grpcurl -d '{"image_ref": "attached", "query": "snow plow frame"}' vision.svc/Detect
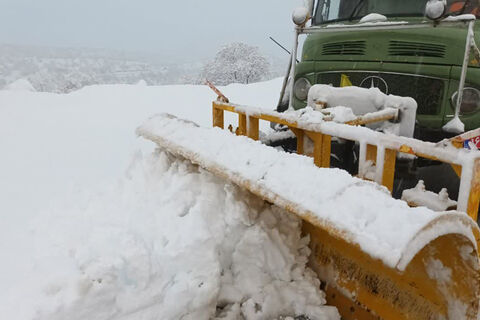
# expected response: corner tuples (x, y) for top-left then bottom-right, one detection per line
(212, 101), (480, 221)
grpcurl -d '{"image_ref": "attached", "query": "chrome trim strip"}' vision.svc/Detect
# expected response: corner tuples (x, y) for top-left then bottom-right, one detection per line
(300, 20), (474, 34)
(313, 70), (445, 81)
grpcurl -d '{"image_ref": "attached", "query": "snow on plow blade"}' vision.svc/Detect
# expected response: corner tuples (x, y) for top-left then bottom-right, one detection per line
(138, 114), (480, 320)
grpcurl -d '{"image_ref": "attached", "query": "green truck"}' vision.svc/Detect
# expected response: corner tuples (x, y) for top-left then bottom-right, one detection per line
(285, 0), (480, 142)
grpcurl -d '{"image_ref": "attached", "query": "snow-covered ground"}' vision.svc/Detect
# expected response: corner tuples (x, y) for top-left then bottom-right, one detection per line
(0, 79), (339, 319)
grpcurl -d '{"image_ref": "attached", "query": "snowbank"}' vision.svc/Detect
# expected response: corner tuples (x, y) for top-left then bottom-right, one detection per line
(4, 151), (338, 320)
(0, 79), (340, 319)
(4, 78), (36, 92)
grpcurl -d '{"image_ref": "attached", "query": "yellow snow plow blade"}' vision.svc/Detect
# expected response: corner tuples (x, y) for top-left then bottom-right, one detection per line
(305, 217), (480, 320)
(138, 113), (480, 320)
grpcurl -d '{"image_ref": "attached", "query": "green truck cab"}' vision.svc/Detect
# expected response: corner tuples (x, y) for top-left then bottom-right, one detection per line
(289, 0), (480, 142)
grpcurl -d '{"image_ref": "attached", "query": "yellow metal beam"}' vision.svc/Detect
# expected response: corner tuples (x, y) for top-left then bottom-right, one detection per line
(366, 144), (377, 164)
(346, 110), (398, 126)
(290, 127), (305, 155)
(451, 164), (463, 177)
(213, 102), (299, 128)
(248, 116), (259, 141)
(467, 159), (480, 221)
(212, 103), (224, 129)
(322, 134), (332, 168)
(238, 114), (247, 136)
(382, 149), (397, 192)
(305, 131), (331, 168)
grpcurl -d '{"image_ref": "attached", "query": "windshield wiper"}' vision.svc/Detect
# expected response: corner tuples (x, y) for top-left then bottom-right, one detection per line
(348, 0), (367, 21)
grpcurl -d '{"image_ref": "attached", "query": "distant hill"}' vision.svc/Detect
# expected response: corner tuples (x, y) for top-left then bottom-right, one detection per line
(0, 45), (204, 93)
(0, 44), (286, 93)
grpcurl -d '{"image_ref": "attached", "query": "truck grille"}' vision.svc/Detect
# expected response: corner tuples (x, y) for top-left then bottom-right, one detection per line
(316, 72), (444, 115)
(321, 41), (366, 56)
(388, 41), (446, 58)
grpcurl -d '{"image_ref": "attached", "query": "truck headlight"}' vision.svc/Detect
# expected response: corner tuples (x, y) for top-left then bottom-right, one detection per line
(425, 0), (446, 20)
(294, 78), (311, 101)
(451, 87), (480, 115)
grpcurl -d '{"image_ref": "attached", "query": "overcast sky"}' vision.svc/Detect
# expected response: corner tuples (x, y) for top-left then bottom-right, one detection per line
(0, 0), (302, 62)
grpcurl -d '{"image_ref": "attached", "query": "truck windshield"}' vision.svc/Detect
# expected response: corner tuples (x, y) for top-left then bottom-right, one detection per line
(313, 0), (478, 24)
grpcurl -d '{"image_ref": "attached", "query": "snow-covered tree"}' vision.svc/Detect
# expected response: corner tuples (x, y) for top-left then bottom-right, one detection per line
(201, 42), (270, 85)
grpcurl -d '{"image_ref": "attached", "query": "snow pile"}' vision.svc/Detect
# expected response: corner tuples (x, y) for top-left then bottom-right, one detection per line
(442, 14), (477, 22)
(307, 84), (417, 137)
(4, 78), (36, 92)
(4, 150), (338, 320)
(402, 180), (457, 211)
(321, 106), (357, 123)
(443, 115), (465, 134)
(359, 13), (387, 24)
(136, 79), (148, 86)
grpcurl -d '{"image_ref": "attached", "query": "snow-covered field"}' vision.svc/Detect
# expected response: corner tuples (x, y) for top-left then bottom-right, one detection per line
(0, 79), (339, 319)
